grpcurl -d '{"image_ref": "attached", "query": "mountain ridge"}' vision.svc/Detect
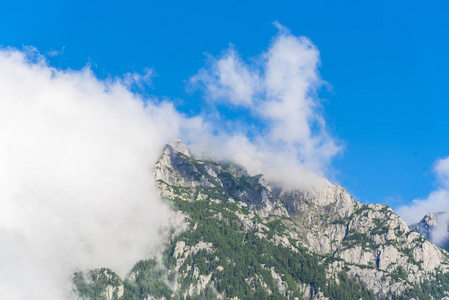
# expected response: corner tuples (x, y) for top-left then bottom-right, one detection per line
(73, 140), (449, 300)
(410, 212), (449, 251)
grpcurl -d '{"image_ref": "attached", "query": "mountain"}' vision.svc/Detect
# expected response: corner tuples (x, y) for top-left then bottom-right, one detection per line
(73, 140), (449, 300)
(410, 212), (449, 252)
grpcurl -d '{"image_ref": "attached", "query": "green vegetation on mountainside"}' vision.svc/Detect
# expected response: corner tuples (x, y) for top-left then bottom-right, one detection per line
(165, 192), (377, 300)
(73, 146), (449, 300)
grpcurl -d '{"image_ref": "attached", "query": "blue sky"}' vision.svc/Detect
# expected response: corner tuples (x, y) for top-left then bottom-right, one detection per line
(2, 0), (449, 210)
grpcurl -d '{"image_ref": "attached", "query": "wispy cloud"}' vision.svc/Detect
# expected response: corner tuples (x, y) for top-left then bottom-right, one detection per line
(0, 25), (341, 298)
(46, 45), (65, 57)
(396, 157), (449, 226)
(191, 47), (260, 106)
(189, 23), (341, 181)
(435, 156), (449, 188)
(122, 67), (156, 90)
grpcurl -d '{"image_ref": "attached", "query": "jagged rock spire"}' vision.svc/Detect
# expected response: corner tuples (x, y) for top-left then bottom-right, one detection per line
(168, 139), (190, 157)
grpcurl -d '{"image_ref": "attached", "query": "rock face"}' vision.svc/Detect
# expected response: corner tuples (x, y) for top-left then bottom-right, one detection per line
(410, 212), (442, 239)
(152, 140), (449, 299)
(73, 140), (449, 300)
(410, 212), (449, 251)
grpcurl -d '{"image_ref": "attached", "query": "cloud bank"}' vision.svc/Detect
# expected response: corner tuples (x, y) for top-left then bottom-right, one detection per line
(0, 26), (339, 299)
(0, 47), (199, 299)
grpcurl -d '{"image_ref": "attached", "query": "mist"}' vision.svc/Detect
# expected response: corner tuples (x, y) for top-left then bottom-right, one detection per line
(430, 213), (449, 247)
(396, 157), (449, 246)
(396, 157), (449, 224)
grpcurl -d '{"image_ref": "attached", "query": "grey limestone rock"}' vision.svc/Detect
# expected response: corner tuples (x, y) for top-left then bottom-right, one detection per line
(154, 140), (449, 299)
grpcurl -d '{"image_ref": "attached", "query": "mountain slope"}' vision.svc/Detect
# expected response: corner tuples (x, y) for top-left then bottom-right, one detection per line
(73, 140), (449, 300)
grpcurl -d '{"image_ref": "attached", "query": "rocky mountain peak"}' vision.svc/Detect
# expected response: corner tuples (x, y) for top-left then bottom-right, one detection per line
(74, 140), (449, 300)
(410, 212), (449, 250)
(168, 138), (190, 157)
(414, 212), (447, 230)
(152, 140), (449, 297)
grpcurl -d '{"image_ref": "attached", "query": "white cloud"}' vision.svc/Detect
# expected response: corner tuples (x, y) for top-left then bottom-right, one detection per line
(435, 156), (449, 188)
(430, 213), (449, 247)
(189, 24), (341, 177)
(396, 157), (449, 226)
(0, 48), (192, 299)
(396, 189), (449, 225)
(47, 45), (65, 57)
(187, 133), (328, 190)
(122, 67), (156, 89)
(190, 48), (260, 106)
(0, 26), (342, 298)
